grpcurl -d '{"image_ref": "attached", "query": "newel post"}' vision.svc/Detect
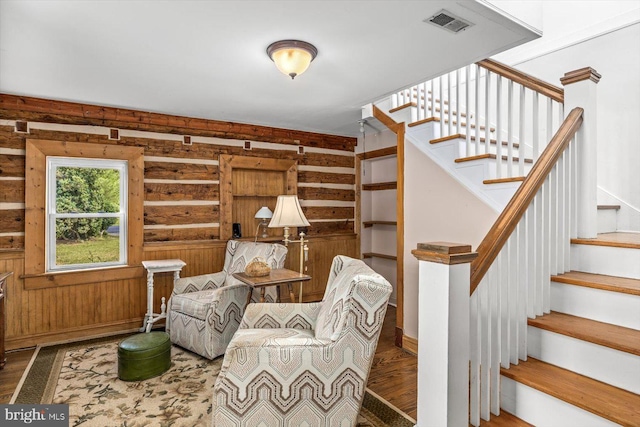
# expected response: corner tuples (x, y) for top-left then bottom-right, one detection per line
(561, 67), (601, 238)
(411, 242), (477, 427)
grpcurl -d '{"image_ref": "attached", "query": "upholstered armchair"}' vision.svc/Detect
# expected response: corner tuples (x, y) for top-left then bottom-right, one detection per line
(167, 240), (287, 360)
(213, 255), (392, 426)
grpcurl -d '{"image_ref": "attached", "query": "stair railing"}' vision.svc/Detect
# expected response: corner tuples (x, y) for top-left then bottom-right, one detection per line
(410, 67), (601, 427)
(468, 107), (582, 425)
(392, 59), (564, 180)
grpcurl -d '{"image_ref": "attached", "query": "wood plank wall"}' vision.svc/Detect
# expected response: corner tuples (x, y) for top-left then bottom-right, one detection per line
(0, 95), (357, 350)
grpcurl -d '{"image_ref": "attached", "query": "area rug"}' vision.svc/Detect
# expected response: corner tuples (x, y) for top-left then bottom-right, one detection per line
(12, 335), (415, 427)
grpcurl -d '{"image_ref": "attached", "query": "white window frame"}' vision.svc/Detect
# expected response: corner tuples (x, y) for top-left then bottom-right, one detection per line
(46, 157), (128, 272)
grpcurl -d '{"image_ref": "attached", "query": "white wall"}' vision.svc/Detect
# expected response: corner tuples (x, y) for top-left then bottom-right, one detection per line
(403, 139), (497, 341)
(492, 3), (640, 231)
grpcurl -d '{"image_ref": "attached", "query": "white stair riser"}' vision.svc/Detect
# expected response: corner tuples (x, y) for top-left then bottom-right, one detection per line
(571, 244), (640, 279)
(527, 326), (640, 394)
(550, 282), (640, 330)
(388, 105), (417, 124)
(597, 209), (618, 233)
(500, 377), (619, 427)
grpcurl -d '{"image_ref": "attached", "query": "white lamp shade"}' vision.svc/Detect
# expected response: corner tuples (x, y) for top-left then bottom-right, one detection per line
(268, 195), (310, 228)
(255, 206), (273, 220)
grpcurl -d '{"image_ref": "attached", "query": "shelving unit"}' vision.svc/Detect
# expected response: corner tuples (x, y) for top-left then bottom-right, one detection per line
(356, 142), (399, 307)
(363, 220), (397, 228)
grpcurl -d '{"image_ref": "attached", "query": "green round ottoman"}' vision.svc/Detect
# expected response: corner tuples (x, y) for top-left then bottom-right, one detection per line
(118, 332), (171, 381)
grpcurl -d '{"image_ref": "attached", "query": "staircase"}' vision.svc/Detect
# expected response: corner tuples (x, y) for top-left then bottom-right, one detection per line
(501, 233), (640, 426)
(367, 60), (640, 426)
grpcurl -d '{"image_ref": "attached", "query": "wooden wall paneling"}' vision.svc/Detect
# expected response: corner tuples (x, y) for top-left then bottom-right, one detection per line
(0, 236), (24, 250)
(144, 183), (219, 201)
(0, 180), (24, 203)
(305, 221), (355, 235)
(302, 206), (354, 220)
(144, 227), (219, 242)
(143, 205), (219, 226)
(0, 94), (357, 150)
(298, 187), (355, 201)
(299, 152), (354, 168)
(0, 210), (24, 233)
(298, 170), (355, 185)
(144, 161), (219, 180)
(0, 126), (27, 149)
(0, 154), (25, 177)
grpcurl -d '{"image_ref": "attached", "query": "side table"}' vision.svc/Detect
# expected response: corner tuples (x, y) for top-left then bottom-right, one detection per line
(233, 268), (311, 305)
(141, 259), (186, 333)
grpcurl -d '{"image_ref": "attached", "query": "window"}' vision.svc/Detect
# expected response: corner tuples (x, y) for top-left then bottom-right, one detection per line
(46, 158), (128, 272)
(24, 139), (144, 289)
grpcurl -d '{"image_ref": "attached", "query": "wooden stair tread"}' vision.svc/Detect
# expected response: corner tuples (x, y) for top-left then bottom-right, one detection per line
(477, 410), (533, 426)
(598, 204), (621, 210)
(501, 358), (640, 426)
(362, 181), (397, 191)
(455, 153), (533, 164)
(430, 133), (520, 149)
(551, 270), (640, 296)
(362, 252), (397, 261)
(407, 117), (439, 127)
(528, 311), (640, 356)
(572, 232), (640, 250)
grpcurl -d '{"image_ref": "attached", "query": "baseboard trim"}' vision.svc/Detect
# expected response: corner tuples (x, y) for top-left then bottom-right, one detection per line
(403, 334), (418, 355)
(6, 318), (145, 351)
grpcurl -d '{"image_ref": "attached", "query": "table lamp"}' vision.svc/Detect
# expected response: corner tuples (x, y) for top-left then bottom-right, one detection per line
(268, 195), (310, 302)
(254, 206), (273, 241)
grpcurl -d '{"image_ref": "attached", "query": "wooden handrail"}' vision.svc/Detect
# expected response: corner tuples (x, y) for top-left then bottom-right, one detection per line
(477, 59), (564, 103)
(469, 107), (584, 294)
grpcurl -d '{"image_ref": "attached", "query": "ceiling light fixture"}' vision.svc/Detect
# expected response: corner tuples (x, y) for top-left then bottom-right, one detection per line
(267, 40), (318, 80)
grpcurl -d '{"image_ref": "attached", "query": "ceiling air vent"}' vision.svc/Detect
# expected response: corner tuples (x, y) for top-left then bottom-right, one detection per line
(424, 10), (474, 34)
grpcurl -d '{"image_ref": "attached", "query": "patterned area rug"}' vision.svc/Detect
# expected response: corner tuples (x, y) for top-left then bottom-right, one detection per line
(12, 335), (415, 427)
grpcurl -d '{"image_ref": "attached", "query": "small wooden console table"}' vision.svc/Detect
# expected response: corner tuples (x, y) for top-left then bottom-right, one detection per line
(233, 268), (311, 304)
(141, 259), (186, 333)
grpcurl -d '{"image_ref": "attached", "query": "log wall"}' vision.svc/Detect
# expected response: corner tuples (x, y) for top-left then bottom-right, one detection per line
(0, 95), (357, 350)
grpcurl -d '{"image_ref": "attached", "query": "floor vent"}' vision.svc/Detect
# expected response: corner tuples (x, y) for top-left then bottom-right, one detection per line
(424, 10), (473, 34)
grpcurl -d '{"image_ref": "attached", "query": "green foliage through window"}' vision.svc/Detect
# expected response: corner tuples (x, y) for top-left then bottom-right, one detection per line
(55, 167), (121, 241)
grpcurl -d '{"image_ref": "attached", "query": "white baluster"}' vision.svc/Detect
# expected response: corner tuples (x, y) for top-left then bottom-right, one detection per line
(519, 86), (526, 177)
(507, 80), (514, 178)
(516, 218), (528, 361)
(543, 177), (551, 314)
(496, 74), (502, 178)
(456, 68), (461, 135)
(557, 154), (565, 273)
(508, 233), (519, 365)
(485, 70), (491, 154)
(534, 188), (544, 316)
(418, 82), (425, 121)
(547, 98), (553, 152)
(475, 65), (481, 155)
(491, 257), (501, 416)
(480, 273), (490, 421)
(391, 93), (398, 109)
(470, 289), (480, 427)
(440, 75), (445, 137)
(532, 91), (539, 160)
(448, 71), (454, 136)
(466, 65), (472, 157)
(500, 245), (510, 369)
(526, 202), (536, 318)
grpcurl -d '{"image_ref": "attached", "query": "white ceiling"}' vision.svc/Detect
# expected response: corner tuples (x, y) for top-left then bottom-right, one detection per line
(0, 1), (539, 137)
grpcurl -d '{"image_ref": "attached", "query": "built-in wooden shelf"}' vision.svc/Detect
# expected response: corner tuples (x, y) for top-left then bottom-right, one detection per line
(363, 221), (397, 228)
(362, 182), (397, 191)
(362, 252), (397, 261)
(357, 146), (397, 160)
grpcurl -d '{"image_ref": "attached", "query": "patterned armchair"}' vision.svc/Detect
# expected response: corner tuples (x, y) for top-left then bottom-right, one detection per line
(213, 255), (392, 426)
(167, 240), (287, 360)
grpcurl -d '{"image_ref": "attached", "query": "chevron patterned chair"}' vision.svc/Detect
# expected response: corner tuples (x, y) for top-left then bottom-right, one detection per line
(166, 240), (287, 360)
(213, 255), (392, 426)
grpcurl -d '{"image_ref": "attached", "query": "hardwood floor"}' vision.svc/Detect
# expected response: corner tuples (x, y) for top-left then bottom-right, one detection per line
(0, 306), (419, 420)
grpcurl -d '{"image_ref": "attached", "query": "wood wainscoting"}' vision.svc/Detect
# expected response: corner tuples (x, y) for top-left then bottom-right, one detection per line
(1, 234), (357, 351)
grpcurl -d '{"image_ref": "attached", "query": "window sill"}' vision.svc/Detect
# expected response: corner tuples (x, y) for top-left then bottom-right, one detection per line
(22, 265), (145, 290)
